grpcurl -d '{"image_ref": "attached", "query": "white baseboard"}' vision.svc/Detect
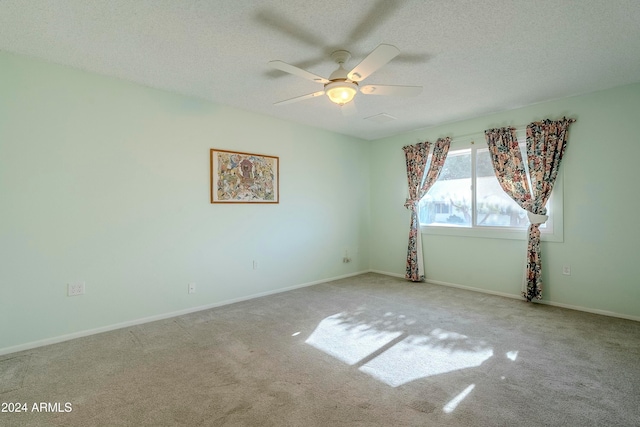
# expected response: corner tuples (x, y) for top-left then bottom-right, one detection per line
(4, 269), (637, 356)
(425, 278), (523, 300)
(371, 270), (640, 323)
(369, 269), (404, 279)
(534, 299), (640, 322)
(0, 270), (369, 356)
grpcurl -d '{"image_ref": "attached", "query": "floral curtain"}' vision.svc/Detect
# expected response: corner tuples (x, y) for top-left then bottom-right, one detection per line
(403, 137), (451, 281)
(484, 127), (532, 208)
(523, 118), (575, 300)
(485, 118), (575, 301)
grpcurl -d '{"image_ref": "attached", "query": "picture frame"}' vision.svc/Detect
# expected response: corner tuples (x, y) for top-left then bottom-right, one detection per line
(210, 149), (279, 203)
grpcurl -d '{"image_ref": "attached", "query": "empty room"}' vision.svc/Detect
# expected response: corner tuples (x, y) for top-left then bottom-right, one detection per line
(1, 1), (639, 426)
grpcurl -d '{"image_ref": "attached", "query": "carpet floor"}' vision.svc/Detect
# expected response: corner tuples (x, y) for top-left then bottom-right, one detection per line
(1, 273), (639, 426)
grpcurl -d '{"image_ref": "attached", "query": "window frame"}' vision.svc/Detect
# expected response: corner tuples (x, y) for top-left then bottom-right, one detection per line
(419, 139), (564, 242)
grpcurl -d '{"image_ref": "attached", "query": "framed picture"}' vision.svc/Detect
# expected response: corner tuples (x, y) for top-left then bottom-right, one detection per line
(210, 149), (279, 203)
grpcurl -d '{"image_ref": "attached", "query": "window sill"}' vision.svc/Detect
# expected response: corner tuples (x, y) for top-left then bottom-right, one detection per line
(420, 224), (563, 242)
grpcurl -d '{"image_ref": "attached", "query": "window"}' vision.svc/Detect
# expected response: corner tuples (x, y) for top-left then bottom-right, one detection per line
(418, 139), (563, 241)
(418, 148), (472, 227)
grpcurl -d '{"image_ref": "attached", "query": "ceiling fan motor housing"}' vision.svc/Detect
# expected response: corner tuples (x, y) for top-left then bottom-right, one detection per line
(325, 50), (359, 105)
(328, 50), (353, 81)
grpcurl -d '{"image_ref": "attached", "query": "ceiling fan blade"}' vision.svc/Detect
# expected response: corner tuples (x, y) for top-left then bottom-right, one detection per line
(360, 84), (422, 96)
(274, 91), (325, 106)
(268, 60), (330, 84)
(347, 44), (400, 82)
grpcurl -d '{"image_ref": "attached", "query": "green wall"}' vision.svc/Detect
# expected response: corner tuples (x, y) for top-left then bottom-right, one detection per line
(1, 49), (638, 354)
(0, 52), (371, 353)
(370, 83), (640, 319)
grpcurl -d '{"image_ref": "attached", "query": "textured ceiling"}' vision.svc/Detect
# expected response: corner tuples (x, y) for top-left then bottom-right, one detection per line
(2, 0), (640, 140)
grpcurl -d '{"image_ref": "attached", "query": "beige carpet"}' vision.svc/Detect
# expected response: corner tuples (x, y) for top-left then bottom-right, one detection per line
(1, 273), (639, 426)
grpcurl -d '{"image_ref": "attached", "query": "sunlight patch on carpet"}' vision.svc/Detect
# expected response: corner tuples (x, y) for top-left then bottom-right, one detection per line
(359, 329), (493, 387)
(305, 313), (494, 387)
(305, 313), (403, 365)
(443, 384), (476, 413)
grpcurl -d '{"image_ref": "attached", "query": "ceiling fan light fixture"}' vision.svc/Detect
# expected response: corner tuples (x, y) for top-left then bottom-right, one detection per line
(325, 81), (358, 105)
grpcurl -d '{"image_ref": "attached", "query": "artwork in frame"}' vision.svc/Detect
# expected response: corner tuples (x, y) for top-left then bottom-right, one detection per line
(210, 149), (279, 203)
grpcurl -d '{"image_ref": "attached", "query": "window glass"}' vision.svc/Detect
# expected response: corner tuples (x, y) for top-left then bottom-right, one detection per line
(475, 148), (528, 228)
(418, 149), (471, 227)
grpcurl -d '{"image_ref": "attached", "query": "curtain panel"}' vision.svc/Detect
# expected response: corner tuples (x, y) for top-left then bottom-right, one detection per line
(484, 127), (532, 210)
(403, 137), (451, 281)
(523, 118), (575, 300)
(485, 118), (575, 301)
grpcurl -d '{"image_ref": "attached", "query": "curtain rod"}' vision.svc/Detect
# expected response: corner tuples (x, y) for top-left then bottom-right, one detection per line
(449, 124), (529, 142)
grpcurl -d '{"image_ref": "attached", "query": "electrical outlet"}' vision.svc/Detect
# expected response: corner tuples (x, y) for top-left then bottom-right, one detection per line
(67, 282), (85, 296)
(188, 283), (196, 294)
(562, 265), (571, 276)
(252, 260), (258, 270)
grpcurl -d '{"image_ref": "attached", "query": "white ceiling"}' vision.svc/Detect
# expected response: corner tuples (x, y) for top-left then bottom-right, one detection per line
(2, 0), (640, 140)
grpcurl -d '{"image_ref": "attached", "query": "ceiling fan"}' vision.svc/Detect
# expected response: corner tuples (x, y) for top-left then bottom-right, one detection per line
(268, 44), (422, 107)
